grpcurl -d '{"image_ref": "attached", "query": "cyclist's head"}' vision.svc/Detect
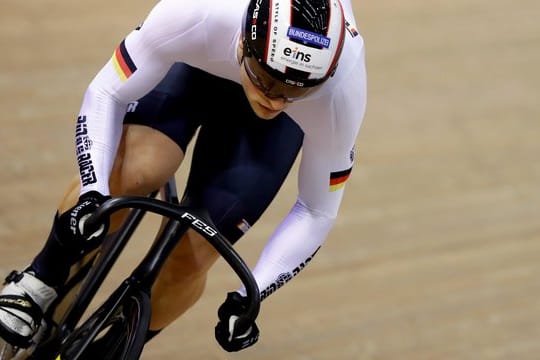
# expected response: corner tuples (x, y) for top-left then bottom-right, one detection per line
(242, 0), (346, 101)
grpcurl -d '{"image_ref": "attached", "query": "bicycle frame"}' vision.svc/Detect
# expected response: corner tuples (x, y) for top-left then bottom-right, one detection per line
(34, 177), (260, 359)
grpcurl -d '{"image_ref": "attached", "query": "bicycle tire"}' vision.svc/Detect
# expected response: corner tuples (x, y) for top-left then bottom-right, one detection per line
(56, 286), (150, 360)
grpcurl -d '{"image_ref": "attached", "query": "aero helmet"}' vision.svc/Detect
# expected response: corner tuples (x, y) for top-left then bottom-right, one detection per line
(242, 0), (346, 100)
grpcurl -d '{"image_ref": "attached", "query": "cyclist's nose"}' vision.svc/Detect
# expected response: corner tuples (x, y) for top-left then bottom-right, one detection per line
(265, 96), (288, 111)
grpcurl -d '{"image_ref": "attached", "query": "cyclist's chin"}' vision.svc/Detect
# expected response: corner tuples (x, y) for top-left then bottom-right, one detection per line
(249, 100), (283, 120)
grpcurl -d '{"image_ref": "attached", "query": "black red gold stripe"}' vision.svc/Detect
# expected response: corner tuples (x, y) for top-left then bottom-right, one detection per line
(112, 40), (137, 81)
(329, 167), (352, 191)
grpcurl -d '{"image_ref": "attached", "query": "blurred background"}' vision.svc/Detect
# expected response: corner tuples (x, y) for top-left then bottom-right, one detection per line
(1, 0), (539, 358)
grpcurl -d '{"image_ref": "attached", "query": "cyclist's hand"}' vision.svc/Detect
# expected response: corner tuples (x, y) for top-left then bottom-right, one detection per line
(215, 292), (260, 352)
(58, 191), (111, 245)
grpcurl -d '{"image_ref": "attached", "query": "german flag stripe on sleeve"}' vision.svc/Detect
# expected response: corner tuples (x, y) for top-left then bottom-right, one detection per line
(329, 167), (352, 192)
(112, 40), (137, 81)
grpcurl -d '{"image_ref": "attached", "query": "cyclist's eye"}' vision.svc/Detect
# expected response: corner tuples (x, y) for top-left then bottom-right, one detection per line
(251, 75), (273, 97)
(255, 77), (265, 89)
(266, 92), (287, 101)
(243, 57), (293, 102)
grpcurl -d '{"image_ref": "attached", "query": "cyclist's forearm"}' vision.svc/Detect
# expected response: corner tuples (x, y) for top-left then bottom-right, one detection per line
(239, 199), (335, 301)
(75, 85), (124, 196)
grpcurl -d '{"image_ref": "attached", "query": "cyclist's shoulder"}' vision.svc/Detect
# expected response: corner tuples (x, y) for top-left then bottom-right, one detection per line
(292, 54), (366, 120)
(147, 0), (240, 28)
(288, 62), (366, 145)
(137, 0), (242, 54)
(155, 0), (244, 19)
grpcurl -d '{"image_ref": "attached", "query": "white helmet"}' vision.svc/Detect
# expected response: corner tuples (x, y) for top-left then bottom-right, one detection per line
(242, 0), (346, 100)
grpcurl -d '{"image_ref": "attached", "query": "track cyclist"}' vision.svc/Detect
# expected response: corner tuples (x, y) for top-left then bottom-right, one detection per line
(0, 0), (366, 355)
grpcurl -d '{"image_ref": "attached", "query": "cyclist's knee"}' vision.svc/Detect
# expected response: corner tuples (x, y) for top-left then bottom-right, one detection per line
(162, 254), (210, 284)
(161, 232), (219, 284)
(110, 165), (164, 196)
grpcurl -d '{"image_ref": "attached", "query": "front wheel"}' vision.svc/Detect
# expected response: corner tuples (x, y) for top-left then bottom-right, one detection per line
(57, 286), (150, 360)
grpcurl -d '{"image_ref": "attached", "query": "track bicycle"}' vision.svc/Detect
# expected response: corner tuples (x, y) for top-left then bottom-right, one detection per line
(0, 177), (260, 359)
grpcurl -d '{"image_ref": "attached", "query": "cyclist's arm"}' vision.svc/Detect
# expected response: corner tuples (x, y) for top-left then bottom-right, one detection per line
(246, 198), (335, 300)
(244, 141), (351, 300)
(75, 0), (208, 196)
(241, 86), (366, 300)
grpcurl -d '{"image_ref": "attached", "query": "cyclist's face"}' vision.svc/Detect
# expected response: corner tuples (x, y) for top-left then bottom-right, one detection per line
(237, 38), (289, 120)
(240, 62), (289, 119)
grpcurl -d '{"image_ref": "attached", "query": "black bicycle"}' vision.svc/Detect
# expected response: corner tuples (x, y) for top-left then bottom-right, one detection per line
(0, 177), (260, 360)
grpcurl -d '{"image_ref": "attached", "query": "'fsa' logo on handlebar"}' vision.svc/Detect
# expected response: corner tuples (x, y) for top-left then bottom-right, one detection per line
(181, 212), (218, 237)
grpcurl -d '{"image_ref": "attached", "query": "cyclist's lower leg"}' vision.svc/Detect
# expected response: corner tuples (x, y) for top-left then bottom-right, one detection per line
(0, 124), (183, 349)
(148, 229), (221, 331)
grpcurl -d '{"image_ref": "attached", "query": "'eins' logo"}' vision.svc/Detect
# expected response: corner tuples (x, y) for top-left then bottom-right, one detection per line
(283, 47), (312, 63)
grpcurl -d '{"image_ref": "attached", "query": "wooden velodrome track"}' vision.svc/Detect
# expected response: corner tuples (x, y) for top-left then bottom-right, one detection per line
(1, 0), (539, 359)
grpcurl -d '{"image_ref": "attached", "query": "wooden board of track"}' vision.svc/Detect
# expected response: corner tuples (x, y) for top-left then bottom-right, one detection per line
(1, 0), (538, 358)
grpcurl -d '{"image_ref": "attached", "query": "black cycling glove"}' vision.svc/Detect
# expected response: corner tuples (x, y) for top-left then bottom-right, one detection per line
(57, 190), (110, 249)
(215, 292), (260, 352)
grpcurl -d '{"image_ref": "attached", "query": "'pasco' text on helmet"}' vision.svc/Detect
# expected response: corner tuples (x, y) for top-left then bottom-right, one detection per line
(250, 0), (263, 40)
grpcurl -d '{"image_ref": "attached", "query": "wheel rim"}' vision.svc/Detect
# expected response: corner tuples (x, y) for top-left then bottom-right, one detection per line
(60, 292), (149, 360)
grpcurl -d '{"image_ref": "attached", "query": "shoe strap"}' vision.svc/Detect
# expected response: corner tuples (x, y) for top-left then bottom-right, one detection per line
(0, 294), (43, 325)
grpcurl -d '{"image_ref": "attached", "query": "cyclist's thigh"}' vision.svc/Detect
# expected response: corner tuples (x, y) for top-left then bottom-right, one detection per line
(182, 87), (304, 243)
(123, 62), (210, 154)
(115, 63), (215, 194)
(110, 124), (183, 196)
